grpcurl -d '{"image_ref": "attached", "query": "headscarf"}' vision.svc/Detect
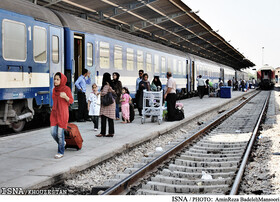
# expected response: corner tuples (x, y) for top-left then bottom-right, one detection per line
(113, 72), (120, 81)
(101, 72), (113, 90)
(152, 76), (162, 88)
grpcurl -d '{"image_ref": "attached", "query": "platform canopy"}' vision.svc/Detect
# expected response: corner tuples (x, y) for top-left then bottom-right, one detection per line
(33, 0), (255, 69)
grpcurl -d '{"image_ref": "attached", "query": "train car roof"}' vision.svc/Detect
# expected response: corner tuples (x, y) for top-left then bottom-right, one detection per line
(258, 65), (275, 71)
(0, 0), (62, 26)
(54, 11), (187, 57)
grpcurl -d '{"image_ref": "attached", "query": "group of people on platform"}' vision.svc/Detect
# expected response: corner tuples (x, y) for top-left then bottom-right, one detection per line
(50, 69), (179, 159)
(196, 75), (254, 100)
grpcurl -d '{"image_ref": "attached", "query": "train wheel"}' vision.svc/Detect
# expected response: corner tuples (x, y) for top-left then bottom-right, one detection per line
(11, 120), (26, 133)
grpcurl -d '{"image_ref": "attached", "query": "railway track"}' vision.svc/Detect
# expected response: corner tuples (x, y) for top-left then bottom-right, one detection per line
(100, 90), (269, 195)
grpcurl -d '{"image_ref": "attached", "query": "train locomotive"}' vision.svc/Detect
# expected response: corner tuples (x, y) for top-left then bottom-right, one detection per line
(0, 0), (247, 132)
(257, 64), (275, 90)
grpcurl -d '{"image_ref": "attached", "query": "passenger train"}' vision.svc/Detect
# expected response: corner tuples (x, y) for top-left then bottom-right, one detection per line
(257, 64), (275, 89)
(0, 0), (247, 132)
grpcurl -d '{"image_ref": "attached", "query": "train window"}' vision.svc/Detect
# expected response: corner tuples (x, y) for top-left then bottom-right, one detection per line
(178, 61), (182, 74)
(126, 48), (134, 71)
(154, 54), (159, 73)
(52, 36), (59, 64)
(167, 57), (172, 72)
(114, 45), (122, 70)
(86, 42), (93, 67)
(146, 53), (152, 72)
(2, 19), (26, 61)
(173, 59), (177, 74)
(137, 50), (143, 71)
(161, 57), (166, 73)
(183, 60), (186, 75)
(34, 26), (47, 63)
(100, 41), (110, 69)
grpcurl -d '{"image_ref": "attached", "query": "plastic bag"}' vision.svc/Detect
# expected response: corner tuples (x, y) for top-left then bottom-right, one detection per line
(201, 171), (213, 180)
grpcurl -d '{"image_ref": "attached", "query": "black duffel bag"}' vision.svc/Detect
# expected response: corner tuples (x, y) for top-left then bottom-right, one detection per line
(102, 92), (116, 106)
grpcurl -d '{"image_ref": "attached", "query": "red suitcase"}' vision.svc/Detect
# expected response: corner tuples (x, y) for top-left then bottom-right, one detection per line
(64, 123), (83, 150)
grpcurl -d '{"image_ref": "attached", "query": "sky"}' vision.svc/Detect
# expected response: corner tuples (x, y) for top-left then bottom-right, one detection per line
(182, 0), (280, 70)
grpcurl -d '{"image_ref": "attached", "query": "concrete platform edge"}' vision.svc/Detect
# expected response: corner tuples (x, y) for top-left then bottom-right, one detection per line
(26, 90), (256, 190)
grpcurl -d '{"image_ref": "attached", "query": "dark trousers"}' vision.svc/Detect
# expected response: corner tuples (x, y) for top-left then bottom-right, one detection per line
(91, 116), (99, 129)
(77, 91), (88, 120)
(166, 93), (177, 121)
(198, 86), (205, 99)
(100, 115), (114, 135)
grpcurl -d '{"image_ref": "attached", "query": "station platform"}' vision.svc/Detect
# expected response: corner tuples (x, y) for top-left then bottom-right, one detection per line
(0, 90), (255, 190)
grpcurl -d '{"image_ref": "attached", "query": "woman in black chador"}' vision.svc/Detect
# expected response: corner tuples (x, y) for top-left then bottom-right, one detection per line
(138, 73), (151, 116)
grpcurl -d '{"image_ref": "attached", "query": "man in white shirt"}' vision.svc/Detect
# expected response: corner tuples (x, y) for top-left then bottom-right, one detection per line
(164, 72), (177, 121)
(196, 75), (205, 99)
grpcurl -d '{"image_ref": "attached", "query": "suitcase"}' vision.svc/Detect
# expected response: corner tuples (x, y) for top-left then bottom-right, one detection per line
(64, 123), (83, 150)
(122, 103), (135, 123)
(220, 87), (232, 98)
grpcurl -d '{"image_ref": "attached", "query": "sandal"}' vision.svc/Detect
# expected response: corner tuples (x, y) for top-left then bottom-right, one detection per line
(105, 134), (114, 137)
(96, 134), (105, 137)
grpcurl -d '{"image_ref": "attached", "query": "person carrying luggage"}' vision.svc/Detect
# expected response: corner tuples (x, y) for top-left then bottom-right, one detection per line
(120, 87), (131, 123)
(50, 72), (74, 159)
(88, 83), (101, 131)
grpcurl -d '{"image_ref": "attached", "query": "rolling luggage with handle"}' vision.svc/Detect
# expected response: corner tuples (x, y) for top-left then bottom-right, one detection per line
(64, 123), (83, 150)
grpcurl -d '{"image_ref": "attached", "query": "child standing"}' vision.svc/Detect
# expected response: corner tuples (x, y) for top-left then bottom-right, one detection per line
(120, 87), (131, 123)
(88, 83), (101, 131)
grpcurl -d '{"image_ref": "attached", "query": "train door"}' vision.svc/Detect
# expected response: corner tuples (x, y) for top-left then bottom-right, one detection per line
(186, 59), (190, 92)
(191, 61), (196, 92)
(74, 34), (85, 82)
(49, 26), (63, 106)
(84, 35), (95, 94)
(220, 68), (224, 83)
(72, 33), (85, 107)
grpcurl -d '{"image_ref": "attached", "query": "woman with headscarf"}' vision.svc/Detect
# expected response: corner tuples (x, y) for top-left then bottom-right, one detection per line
(151, 76), (162, 91)
(50, 72), (74, 159)
(96, 72), (116, 137)
(138, 73), (151, 116)
(112, 72), (122, 120)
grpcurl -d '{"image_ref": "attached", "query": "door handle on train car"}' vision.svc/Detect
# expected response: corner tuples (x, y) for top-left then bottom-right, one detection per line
(28, 66), (32, 74)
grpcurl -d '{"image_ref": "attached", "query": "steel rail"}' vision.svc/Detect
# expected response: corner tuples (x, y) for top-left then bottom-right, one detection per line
(102, 91), (260, 195)
(230, 91), (270, 195)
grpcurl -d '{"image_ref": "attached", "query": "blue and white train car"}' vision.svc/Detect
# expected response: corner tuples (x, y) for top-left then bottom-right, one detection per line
(0, 0), (246, 132)
(54, 12), (188, 102)
(0, 0), (64, 131)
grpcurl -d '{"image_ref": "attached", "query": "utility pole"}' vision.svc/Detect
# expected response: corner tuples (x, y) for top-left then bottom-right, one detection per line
(262, 47), (264, 66)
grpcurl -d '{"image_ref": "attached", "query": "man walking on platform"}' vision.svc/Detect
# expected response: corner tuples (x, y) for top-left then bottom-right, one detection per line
(197, 75), (205, 99)
(164, 72), (177, 121)
(75, 69), (91, 122)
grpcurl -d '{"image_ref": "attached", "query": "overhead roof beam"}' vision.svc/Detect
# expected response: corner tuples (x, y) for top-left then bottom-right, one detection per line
(169, 0), (247, 64)
(99, 0), (157, 22)
(129, 11), (197, 33)
(153, 23), (199, 38)
(43, 0), (63, 7)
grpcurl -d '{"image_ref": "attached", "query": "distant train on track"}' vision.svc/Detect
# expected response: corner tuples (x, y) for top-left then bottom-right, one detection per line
(0, 0), (248, 132)
(257, 64), (275, 90)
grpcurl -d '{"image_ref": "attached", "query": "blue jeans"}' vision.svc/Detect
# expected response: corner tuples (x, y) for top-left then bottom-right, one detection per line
(116, 103), (120, 119)
(51, 126), (65, 155)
